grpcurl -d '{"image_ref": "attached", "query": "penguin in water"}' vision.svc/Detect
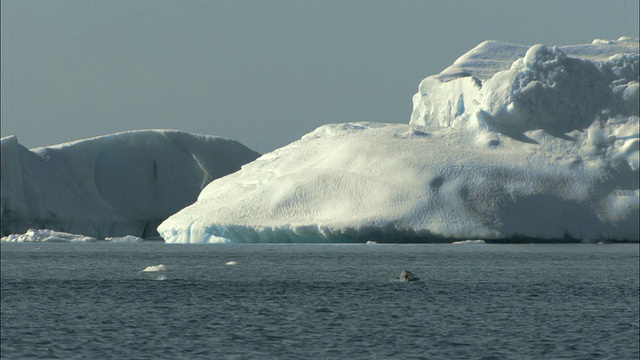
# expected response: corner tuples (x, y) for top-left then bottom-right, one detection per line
(400, 270), (418, 282)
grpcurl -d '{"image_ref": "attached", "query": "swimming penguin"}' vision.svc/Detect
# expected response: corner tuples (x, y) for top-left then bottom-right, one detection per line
(400, 270), (418, 282)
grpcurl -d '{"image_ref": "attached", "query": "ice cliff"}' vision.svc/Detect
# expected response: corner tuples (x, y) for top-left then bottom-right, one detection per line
(159, 38), (639, 244)
(1, 130), (260, 238)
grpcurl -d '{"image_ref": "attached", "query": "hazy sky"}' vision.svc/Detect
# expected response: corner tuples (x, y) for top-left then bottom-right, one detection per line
(2, 0), (638, 153)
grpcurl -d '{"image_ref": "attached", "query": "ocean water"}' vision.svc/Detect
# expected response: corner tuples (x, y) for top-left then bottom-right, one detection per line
(1, 242), (638, 359)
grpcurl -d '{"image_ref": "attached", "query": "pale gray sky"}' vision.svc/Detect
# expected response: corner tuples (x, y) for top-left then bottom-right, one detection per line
(2, 0), (638, 153)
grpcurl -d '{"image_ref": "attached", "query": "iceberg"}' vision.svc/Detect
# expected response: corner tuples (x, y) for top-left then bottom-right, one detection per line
(0, 229), (96, 243)
(1, 130), (260, 238)
(159, 38), (639, 244)
(159, 38), (638, 244)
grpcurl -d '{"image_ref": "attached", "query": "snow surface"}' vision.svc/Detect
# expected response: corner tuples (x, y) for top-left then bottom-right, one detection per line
(159, 38), (639, 244)
(1, 130), (259, 238)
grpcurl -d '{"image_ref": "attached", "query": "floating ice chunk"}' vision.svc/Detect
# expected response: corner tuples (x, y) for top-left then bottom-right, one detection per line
(142, 264), (167, 272)
(0, 229), (96, 243)
(452, 239), (486, 245)
(105, 235), (144, 243)
(225, 261), (238, 266)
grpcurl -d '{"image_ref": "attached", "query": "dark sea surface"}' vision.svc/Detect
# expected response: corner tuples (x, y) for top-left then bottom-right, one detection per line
(1, 242), (638, 359)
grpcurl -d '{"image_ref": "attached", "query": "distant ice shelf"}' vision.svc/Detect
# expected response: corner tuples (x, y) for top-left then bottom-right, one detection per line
(158, 38), (639, 244)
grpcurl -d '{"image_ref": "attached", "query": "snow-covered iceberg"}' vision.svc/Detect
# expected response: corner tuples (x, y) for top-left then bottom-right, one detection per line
(1, 130), (260, 238)
(159, 38), (639, 244)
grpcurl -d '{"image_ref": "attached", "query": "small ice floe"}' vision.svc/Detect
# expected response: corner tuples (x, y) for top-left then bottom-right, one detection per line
(155, 274), (167, 281)
(0, 229), (96, 243)
(452, 239), (486, 245)
(142, 264), (167, 272)
(105, 235), (143, 243)
(225, 261), (238, 266)
(400, 271), (419, 282)
(365, 240), (378, 245)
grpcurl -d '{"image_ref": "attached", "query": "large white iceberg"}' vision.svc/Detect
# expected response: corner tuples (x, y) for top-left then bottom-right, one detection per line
(159, 38), (638, 243)
(1, 130), (260, 238)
